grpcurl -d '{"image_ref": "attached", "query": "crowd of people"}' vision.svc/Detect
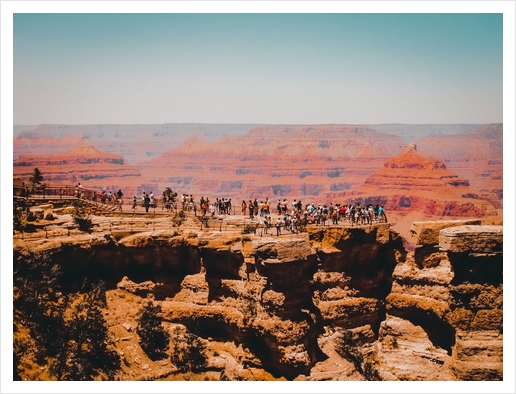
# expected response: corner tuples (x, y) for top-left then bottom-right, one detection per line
(90, 186), (125, 211)
(247, 199), (388, 235)
(240, 198), (386, 225)
(83, 185), (388, 230)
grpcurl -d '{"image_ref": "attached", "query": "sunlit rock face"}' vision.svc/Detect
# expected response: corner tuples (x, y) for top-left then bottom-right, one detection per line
(416, 124), (503, 198)
(331, 144), (499, 218)
(381, 223), (503, 381)
(12, 214), (503, 380)
(137, 124), (406, 201)
(13, 144), (146, 195)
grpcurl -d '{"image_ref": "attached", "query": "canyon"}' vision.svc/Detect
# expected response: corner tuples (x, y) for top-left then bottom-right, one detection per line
(12, 208), (503, 381)
(13, 123), (503, 242)
(11, 121), (505, 381)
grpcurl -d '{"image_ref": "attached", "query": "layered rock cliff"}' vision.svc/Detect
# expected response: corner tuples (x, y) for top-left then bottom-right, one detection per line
(329, 144), (499, 218)
(138, 124), (406, 201)
(13, 123), (260, 164)
(13, 144), (146, 195)
(416, 124), (503, 199)
(12, 216), (503, 381)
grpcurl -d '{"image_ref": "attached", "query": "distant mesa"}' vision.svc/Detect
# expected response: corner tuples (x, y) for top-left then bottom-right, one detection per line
(11, 123), (502, 220)
(363, 146), (469, 189)
(15, 143), (125, 165)
(13, 143), (143, 191)
(137, 124), (406, 200)
(333, 146), (499, 217)
(415, 123), (503, 193)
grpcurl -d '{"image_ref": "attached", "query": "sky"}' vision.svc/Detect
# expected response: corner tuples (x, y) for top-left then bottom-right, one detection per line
(10, 10), (505, 125)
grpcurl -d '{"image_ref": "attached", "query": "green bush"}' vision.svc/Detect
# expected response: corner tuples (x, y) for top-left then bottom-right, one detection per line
(136, 301), (170, 360)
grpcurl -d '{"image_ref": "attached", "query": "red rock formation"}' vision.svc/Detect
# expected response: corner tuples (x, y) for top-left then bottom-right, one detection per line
(329, 144), (498, 218)
(13, 143), (145, 195)
(416, 124), (503, 199)
(138, 124), (406, 201)
(13, 123), (261, 164)
(13, 218), (503, 381)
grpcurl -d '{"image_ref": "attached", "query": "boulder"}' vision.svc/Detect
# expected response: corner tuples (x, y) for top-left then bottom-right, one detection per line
(411, 219), (481, 245)
(439, 225), (502, 253)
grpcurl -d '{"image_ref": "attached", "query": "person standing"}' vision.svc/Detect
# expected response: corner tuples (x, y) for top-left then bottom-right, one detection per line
(249, 200), (254, 219)
(144, 193), (151, 213)
(275, 218), (282, 236)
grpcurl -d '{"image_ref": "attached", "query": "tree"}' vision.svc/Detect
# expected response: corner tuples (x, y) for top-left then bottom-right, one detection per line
(170, 327), (207, 372)
(136, 301), (170, 360)
(29, 167), (44, 191)
(162, 187), (178, 203)
(52, 282), (120, 381)
(14, 251), (120, 381)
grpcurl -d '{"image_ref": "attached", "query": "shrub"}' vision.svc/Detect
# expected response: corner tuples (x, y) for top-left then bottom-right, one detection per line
(241, 224), (256, 235)
(72, 200), (93, 232)
(171, 328), (207, 372)
(172, 210), (186, 227)
(136, 301), (170, 360)
(335, 329), (381, 381)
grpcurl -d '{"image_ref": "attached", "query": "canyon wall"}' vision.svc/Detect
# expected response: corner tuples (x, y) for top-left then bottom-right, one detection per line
(327, 144), (500, 218)
(137, 124), (406, 202)
(13, 124), (260, 164)
(13, 144), (148, 197)
(12, 123), (502, 221)
(416, 124), (503, 200)
(13, 219), (503, 381)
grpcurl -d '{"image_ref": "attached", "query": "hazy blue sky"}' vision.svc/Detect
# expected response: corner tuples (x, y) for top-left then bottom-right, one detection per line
(13, 13), (503, 124)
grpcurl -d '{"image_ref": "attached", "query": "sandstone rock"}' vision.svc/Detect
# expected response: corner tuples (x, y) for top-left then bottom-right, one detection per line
(375, 315), (455, 381)
(318, 297), (379, 328)
(138, 124), (405, 202)
(416, 124), (503, 193)
(411, 219), (482, 245)
(13, 216), (503, 381)
(117, 276), (161, 296)
(450, 330), (503, 380)
(439, 225), (502, 253)
(252, 236), (314, 263)
(386, 293), (449, 320)
(392, 250), (454, 286)
(13, 144), (142, 190)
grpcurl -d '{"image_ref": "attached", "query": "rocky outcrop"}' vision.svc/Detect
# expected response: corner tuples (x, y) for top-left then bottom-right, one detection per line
(13, 144), (144, 195)
(12, 218), (503, 381)
(416, 124), (503, 196)
(333, 145), (498, 218)
(368, 222), (504, 380)
(137, 124), (406, 201)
